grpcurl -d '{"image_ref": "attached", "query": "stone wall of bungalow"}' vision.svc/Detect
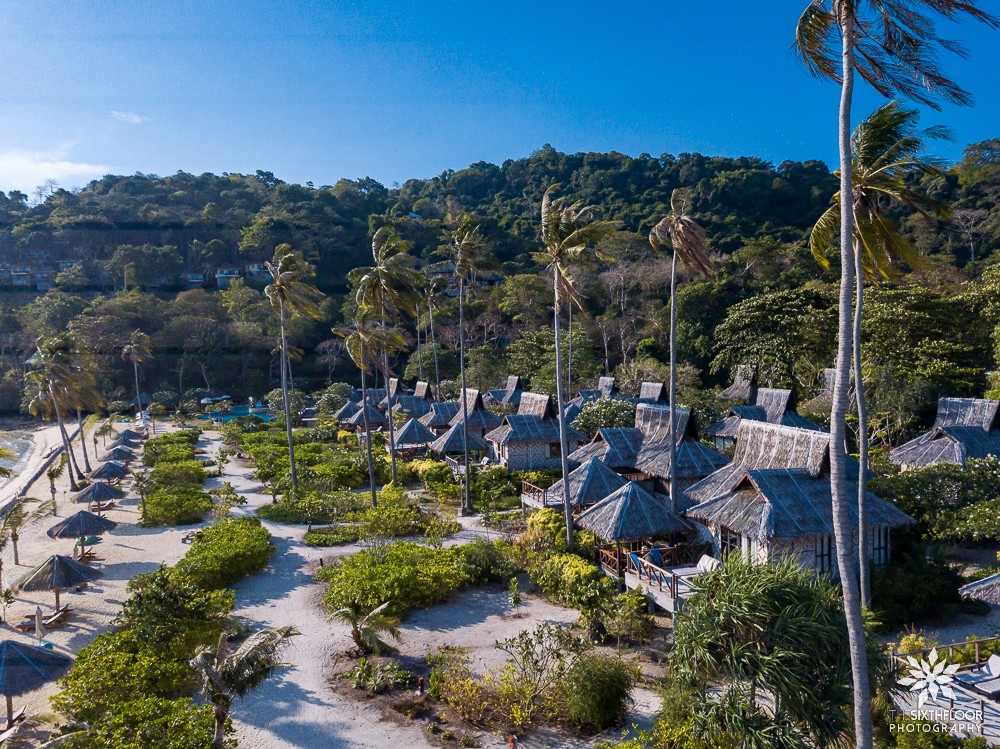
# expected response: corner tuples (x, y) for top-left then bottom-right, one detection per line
(693, 520), (893, 579)
(494, 440), (575, 471)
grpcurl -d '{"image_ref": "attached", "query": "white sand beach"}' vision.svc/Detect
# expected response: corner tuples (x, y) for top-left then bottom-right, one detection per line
(0, 424), (66, 511)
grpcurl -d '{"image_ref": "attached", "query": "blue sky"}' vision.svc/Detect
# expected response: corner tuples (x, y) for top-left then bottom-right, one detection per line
(1, 1), (997, 194)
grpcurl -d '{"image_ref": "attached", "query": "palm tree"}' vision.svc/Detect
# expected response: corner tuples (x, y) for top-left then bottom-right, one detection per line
(264, 246), (326, 492)
(27, 337), (85, 486)
(132, 469), (151, 520)
(810, 101), (950, 607)
(336, 311), (407, 507)
(534, 184), (618, 551)
(330, 600), (401, 655)
(649, 188), (714, 513)
(423, 276), (445, 399)
(121, 330), (151, 425)
(95, 415), (119, 447)
(349, 228), (421, 486)
(0, 445), (12, 480)
(448, 214), (490, 514)
(46, 457), (66, 514)
(191, 626), (300, 749)
(4, 498), (52, 566)
(795, 3), (997, 746)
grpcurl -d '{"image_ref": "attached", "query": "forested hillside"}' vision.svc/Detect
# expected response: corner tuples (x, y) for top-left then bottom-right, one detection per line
(1, 141), (998, 443)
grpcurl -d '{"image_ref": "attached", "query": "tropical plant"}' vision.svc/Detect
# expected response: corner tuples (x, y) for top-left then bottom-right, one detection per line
(191, 626), (300, 749)
(264, 245), (326, 492)
(810, 100), (951, 607)
(649, 188), (714, 511)
(349, 227), (421, 486)
(46, 455), (66, 512)
(534, 184), (618, 550)
(794, 4), (998, 745)
(330, 600), (401, 655)
(121, 329), (151, 421)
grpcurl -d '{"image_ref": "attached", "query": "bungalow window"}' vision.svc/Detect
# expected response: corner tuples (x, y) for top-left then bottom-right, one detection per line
(546, 442), (561, 459)
(871, 527), (889, 567)
(720, 526), (742, 557)
(816, 534), (834, 574)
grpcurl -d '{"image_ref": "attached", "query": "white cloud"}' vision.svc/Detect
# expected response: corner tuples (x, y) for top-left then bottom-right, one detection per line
(111, 110), (149, 125)
(0, 146), (111, 194)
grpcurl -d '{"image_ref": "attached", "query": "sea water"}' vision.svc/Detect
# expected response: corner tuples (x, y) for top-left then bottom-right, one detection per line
(0, 431), (34, 489)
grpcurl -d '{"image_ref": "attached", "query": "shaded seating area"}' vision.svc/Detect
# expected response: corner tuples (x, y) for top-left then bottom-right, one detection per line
(0, 640), (72, 729)
(71, 482), (125, 514)
(89, 460), (129, 483)
(389, 418), (437, 458)
(956, 654), (1000, 698)
(47, 510), (117, 558)
(15, 554), (103, 610)
(100, 446), (136, 462)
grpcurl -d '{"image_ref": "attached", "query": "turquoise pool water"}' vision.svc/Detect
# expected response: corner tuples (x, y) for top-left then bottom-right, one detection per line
(197, 405), (271, 424)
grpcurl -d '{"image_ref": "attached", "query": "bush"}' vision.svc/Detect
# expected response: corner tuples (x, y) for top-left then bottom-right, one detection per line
(458, 539), (515, 584)
(173, 516), (273, 589)
(143, 430), (200, 466)
(342, 657), (417, 695)
(560, 653), (635, 730)
(59, 696), (220, 749)
(150, 459), (208, 490)
(607, 588), (654, 644)
(320, 541), (470, 616)
(516, 507), (597, 564)
(304, 525), (362, 546)
(143, 487), (213, 526)
(532, 553), (615, 610)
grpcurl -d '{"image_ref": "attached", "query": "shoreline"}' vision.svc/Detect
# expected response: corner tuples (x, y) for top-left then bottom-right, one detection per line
(0, 423), (69, 509)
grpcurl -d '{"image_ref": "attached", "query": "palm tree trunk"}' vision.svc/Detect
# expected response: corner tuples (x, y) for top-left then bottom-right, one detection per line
(360, 342), (378, 508)
(382, 306), (399, 486)
(11, 537), (18, 566)
(831, 18), (874, 749)
(429, 299), (441, 399)
(278, 302), (298, 491)
(668, 251), (678, 513)
(416, 304), (424, 382)
(132, 357), (141, 417)
(50, 387), (81, 488)
(853, 238), (872, 608)
(212, 708), (227, 749)
(567, 304), (573, 397)
(459, 278), (472, 514)
(552, 269), (574, 552)
(76, 410), (92, 473)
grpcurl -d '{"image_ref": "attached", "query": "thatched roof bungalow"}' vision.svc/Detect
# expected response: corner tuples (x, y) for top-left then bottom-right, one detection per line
(392, 395), (433, 418)
(448, 389), (502, 437)
(486, 392), (585, 471)
(890, 397), (1000, 469)
(428, 422), (488, 456)
(344, 402), (388, 430)
(721, 363), (758, 404)
(413, 381), (435, 400)
(484, 375), (525, 407)
(531, 457), (628, 510)
(419, 402), (460, 435)
(637, 381), (668, 404)
(576, 481), (692, 542)
(332, 399), (361, 423)
(390, 418), (437, 455)
(705, 387), (822, 449)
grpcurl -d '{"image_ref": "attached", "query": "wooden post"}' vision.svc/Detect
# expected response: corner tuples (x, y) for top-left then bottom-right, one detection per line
(5, 694), (11, 728)
(54, 588), (61, 610)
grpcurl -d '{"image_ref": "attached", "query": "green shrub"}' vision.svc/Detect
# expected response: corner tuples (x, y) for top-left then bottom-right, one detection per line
(143, 431), (200, 466)
(149, 459), (208, 490)
(342, 657), (417, 695)
(458, 539), (515, 584)
(560, 653), (635, 730)
(304, 525), (362, 546)
(532, 553), (615, 610)
(143, 487), (213, 526)
(173, 516), (273, 589)
(59, 696), (220, 749)
(607, 588), (654, 644)
(320, 541), (470, 616)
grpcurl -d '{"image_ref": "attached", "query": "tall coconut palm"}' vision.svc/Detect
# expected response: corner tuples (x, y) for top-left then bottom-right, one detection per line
(534, 184), (618, 551)
(810, 101), (951, 607)
(649, 188), (714, 513)
(46, 457), (66, 514)
(336, 311), (407, 508)
(795, 3), (997, 746)
(423, 276), (445, 399)
(3, 497), (52, 567)
(27, 336), (85, 486)
(349, 228), (421, 486)
(448, 214), (489, 514)
(191, 626), (300, 749)
(265, 246), (326, 492)
(121, 330), (151, 426)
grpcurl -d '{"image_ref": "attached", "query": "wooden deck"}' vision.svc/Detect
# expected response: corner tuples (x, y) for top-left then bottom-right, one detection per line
(600, 546), (710, 613)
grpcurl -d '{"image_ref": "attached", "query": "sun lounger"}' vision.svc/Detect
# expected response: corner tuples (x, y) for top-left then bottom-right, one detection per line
(3, 705), (25, 731)
(647, 548), (663, 567)
(956, 654), (1000, 689)
(23, 605), (71, 621)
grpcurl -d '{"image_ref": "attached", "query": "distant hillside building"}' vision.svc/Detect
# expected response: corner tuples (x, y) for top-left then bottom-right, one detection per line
(890, 397), (1000, 469)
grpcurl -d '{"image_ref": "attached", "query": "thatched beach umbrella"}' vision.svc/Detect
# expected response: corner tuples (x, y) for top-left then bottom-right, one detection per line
(109, 436), (140, 450)
(72, 482), (125, 505)
(100, 446), (136, 463)
(15, 555), (102, 609)
(0, 640), (71, 724)
(118, 428), (145, 441)
(89, 461), (128, 482)
(47, 511), (117, 555)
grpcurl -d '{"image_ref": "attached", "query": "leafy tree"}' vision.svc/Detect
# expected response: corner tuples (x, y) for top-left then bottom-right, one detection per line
(330, 600), (401, 655)
(570, 399), (636, 439)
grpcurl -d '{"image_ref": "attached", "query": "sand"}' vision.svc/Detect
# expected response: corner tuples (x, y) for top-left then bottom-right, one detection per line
(0, 424), (67, 510)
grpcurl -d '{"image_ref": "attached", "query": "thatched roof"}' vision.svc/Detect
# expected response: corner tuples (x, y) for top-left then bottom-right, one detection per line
(16, 554), (102, 592)
(419, 402), (460, 429)
(546, 458), (628, 509)
(0, 641), (72, 696)
(47, 511), (117, 540)
(960, 572), (1000, 606)
(685, 421), (856, 507)
(638, 382), (667, 403)
(687, 468), (914, 541)
(570, 428), (643, 469)
(413, 381), (435, 400)
(391, 418), (437, 449)
(90, 461), (128, 480)
(354, 387), (386, 405)
(101, 446), (136, 462)
(801, 368), (837, 414)
(388, 377), (403, 397)
(392, 395), (433, 417)
(598, 376), (616, 398)
(485, 375), (524, 406)
(706, 388), (822, 438)
(429, 423), (488, 455)
(576, 482), (692, 542)
(518, 392), (556, 419)
(488, 391), (585, 446)
(344, 403), (388, 428)
(72, 482), (125, 504)
(332, 399), (361, 421)
(890, 397), (1000, 469)
(722, 363), (758, 404)
(110, 436), (139, 449)
(449, 389), (502, 431)
(118, 428), (145, 441)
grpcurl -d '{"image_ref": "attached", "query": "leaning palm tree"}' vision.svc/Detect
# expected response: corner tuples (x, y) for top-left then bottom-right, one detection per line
(811, 101), (951, 608)
(191, 626), (300, 749)
(330, 600), (401, 655)
(46, 456), (66, 514)
(534, 184), (618, 551)
(795, 3), (997, 746)
(95, 414), (119, 448)
(4, 497), (53, 566)
(422, 275), (446, 403)
(121, 329), (151, 421)
(349, 228), (421, 486)
(649, 188), (714, 513)
(335, 311), (407, 508)
(448, 213), (490, 514)
(27, 337), (85, 485)
(265, 246), (326, 492)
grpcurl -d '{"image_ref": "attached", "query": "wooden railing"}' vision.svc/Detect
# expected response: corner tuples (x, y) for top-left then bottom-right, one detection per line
(895, 635), (1000, 670)
(521, 480), (557, 506)
(605, 543), (712, 600)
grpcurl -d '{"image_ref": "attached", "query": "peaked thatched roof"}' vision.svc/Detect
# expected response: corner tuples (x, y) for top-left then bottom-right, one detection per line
(576, 481), (692, 541)
(546, 458), (628, 509)
(722, 363), (758, 404)
(101, 446), (136, 462)
(118, 428), (145, 441)
(518, 392), (556, 419)
(392, 418), (437, 449)
(488, 391), (585, 446)
(685, 421), (855, 507)
(960, 572), (1000, 606)
(333, 400), (361, 421)
(638, 382), (668, 403)
(449, 389), (502, 431)
(890, 397), (1000, 469)
(598, 376), (616, 398)
(413, 381), (435, 400)
(90, 461), (128, 480)
(687, 468), (914, 541)
(801, 368), (837, 413)
(570, 428), (643, 468)
(47, 511), (117, 540)
(419, 402), (460, 429)
(354, 387), (386, 405)
(345, 402), (388, 428)
(388, 377), (403, 397)
(485, 375), (524, 406)
(16, 554), (102, 592)
(0, 641), (72, 696)
(706, 388), (822, 438)
(72, 482), (125, 503)
(934, 397), (1000, 430)
(392, 395), (433, 417)
(429, 422), (488, 455)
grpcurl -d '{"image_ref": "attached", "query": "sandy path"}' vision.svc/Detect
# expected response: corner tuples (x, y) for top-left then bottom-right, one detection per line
(0, 424), (68, 510)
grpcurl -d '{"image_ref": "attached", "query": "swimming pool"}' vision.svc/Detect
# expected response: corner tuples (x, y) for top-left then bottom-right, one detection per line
(197, 405), (271, 424)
